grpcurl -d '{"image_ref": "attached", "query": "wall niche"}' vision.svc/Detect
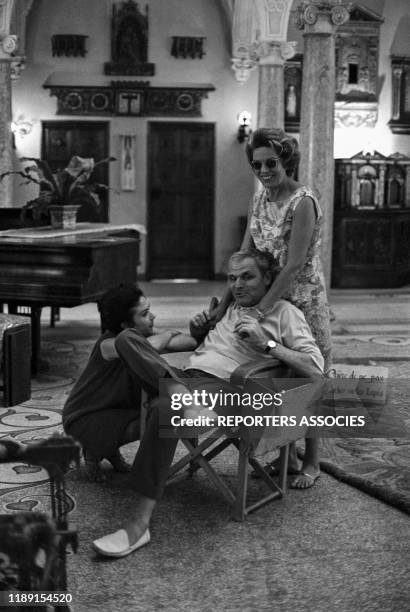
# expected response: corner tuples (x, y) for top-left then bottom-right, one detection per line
(104, 1), (155, 76)
(334, 3), (383, 129)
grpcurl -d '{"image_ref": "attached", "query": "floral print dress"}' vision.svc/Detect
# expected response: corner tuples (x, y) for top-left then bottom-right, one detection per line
(250, 186), (332, 370)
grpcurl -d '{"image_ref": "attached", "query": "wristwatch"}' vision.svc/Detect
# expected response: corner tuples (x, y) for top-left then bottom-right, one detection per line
(264, 339), (277, 353)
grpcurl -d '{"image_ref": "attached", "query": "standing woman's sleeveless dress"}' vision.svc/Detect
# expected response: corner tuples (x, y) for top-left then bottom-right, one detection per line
(250, 186), (332, 371)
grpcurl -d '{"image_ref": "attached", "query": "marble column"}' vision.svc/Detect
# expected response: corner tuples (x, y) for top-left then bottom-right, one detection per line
(255, 41), (296, 128)
(0, 57), (13, 207)
(0, 0), (19, 207)
(296, 1), (350, 287)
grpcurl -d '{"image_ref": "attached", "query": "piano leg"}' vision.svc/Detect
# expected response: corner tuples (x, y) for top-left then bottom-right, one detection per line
(30, 307), (42, 376)
(7, 303), (42, 376)
(50, 307), (60, 327)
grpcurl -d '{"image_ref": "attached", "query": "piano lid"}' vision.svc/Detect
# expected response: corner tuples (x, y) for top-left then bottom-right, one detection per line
(0, 222), (147, 240)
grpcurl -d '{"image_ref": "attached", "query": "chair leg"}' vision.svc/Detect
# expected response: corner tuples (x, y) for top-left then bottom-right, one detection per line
(278, 444), (290, 494)
(182, 439), (236, 504)
(232, 438), (249, 522)
(188, 438), (199, 475)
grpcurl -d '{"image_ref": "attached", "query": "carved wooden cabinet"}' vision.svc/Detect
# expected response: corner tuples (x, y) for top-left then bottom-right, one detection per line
(332, 151), (410, 288)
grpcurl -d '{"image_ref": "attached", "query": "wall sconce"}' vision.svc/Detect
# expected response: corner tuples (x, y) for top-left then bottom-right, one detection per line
(237, 110), (252, 143)
(11, 116), (36, 138)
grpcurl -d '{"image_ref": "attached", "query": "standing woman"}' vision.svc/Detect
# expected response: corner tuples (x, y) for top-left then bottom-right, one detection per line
(242, 127), (332, 368)
(240, 127), (332, 488)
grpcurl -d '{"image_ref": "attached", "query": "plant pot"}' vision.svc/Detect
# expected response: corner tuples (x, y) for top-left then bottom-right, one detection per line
(49, 205), (81, 230)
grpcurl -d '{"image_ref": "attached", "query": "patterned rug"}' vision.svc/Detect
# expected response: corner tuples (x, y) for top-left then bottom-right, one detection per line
(0, 337), (91, 515)
(309, 361), (410, 514)
(1, 340), (409, 516)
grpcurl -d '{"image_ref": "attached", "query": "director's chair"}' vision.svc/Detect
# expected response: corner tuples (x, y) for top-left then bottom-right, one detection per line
(158, 354), (322, 522)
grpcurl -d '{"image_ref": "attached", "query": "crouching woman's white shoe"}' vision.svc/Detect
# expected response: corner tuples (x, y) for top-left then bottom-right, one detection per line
(92, 528), (150, 558)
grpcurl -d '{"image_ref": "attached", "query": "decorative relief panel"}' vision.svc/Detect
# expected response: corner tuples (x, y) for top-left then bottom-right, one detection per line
(44, 82), (215, 117)
(388, 56), (410, 134)
(171, 37), (206, 59)
(45, 87), (115, 116)
(104, 1), (155, 76)
(334, 4), (383, 129)
(0, 0), (13, 37)
(335, 150), (410, 211)
(332, 149), (410, 288)
(51, 35), (87, 57)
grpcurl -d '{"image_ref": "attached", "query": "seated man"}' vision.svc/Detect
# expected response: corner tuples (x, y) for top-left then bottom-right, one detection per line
(87, 248), (324, 558)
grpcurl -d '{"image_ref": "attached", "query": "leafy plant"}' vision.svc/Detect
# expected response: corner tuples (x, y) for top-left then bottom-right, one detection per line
(0, 155), (116, 221)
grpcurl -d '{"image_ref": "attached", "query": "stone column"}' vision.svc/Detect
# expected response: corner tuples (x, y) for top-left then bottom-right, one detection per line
(0, 0), (17, 207)
(0, 38), (17, 207)
(296, 1), (350, 287)
(254, 41), (296, 128)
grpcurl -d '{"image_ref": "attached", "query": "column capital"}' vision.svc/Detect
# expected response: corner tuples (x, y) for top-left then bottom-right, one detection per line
(294, 1), (350, 34)
(252, 40), (297, 65)
(231, 56), (258, 84)
(392, 66), (403, 79)
(0, 33), (17, 58)
(10, 54), (25, 78)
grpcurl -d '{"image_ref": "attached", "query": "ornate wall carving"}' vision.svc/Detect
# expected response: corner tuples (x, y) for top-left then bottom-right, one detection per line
(44, 82), (215, 118)
(333, 150), (410, 288)
(388, 56), (410, 134)
(231, 0), (294, 83)
(9, 0), (34, 79)
(334, 4), (383, 128)
(104, 1), (155, 76)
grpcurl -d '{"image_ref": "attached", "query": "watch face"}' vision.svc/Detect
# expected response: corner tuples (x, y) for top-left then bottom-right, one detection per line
(265, 339), (276, 352)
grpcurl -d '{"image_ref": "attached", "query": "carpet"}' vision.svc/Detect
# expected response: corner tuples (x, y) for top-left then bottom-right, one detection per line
(0, 337), (91, 515)
(1, 338), (410, 611)
(305, 361), (410, 515)
(1, 341), (409, 518)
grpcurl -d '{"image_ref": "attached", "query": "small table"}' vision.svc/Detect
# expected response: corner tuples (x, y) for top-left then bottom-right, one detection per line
(0, 223), (145, 374)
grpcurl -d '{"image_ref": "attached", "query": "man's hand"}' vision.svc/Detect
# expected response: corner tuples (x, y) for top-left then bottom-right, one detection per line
(189, 311), (213, 340)
(234, 314), (266, 351)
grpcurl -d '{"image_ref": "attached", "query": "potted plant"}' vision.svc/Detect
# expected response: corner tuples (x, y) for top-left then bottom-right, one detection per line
(1, 155), (116, 229)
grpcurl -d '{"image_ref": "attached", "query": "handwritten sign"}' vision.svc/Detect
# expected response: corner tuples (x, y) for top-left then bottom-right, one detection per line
(327, 364), (388, 405)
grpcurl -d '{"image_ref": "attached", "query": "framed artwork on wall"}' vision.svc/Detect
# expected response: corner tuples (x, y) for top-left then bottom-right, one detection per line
(120, 134), (136, 191)
(284, 54), (302, 133)
(389, 56), (410, 134)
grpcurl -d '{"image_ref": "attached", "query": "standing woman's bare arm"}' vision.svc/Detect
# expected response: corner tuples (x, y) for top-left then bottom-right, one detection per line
(240, 199), (255, 250)
(211, 198), (255, 321)
(258, 196), (316, 312)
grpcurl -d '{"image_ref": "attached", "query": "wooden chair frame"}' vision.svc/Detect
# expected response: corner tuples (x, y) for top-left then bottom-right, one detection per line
(155, 356), (317, 521)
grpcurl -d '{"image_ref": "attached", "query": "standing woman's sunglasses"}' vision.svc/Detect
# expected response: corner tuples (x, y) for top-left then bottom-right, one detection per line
(250, 157), (280, 172)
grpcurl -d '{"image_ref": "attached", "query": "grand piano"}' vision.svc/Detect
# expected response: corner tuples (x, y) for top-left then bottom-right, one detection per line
(0, 224), (143, 373)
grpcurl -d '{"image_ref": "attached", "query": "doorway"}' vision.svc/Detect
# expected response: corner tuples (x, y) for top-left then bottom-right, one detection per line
(147, 122), (214, 278)
(42, 121), (110, 222)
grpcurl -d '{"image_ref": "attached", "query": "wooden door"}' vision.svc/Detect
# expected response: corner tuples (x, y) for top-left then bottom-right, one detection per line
(147, 122), (214, 278)
(42, 121), (110, 222)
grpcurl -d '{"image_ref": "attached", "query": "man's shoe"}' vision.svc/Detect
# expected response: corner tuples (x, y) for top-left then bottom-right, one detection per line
(83, 449), (106, 482)
(106, 450), (131, 472)
(93, 528), (150, 558)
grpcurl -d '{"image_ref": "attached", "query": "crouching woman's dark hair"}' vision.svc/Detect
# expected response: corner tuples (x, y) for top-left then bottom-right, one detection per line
(98, 284), (143, 334)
